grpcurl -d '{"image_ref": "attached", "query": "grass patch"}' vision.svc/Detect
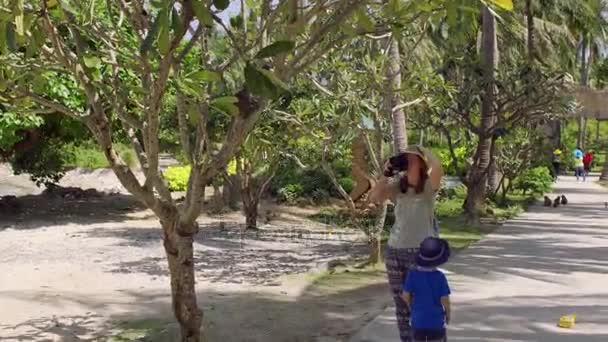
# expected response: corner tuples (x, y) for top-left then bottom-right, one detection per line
(64, 142), (138, 169)
(305, 263), (387, 296)
(108, 318), (168, 341)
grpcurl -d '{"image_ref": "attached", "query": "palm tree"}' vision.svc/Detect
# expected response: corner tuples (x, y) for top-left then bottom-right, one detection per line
(385, 37), (408, 152)
(463, 4), (497, 222)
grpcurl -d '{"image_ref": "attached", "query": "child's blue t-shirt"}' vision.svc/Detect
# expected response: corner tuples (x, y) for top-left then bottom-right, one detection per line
(403, 268), (451, 329)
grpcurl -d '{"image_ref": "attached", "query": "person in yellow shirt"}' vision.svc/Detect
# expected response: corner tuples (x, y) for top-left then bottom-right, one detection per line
(552, 149), (562, 180)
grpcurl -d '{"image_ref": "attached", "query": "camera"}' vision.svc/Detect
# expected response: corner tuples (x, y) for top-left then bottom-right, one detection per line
(384, 153), (409, 177)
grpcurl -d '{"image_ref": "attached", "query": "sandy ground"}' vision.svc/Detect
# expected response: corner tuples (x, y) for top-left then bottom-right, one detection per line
(0, 164), (388, 341)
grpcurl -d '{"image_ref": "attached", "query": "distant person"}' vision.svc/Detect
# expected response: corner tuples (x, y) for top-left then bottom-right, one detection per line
(575, 154), (586, 182)
(583, 151), (594, 177)
(401, 237), (451, 342)
(573, 146), (583, 159)
(552, 149), (562, 180)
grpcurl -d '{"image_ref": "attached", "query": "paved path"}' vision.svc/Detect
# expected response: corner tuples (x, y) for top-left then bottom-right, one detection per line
(351, 176), (608, 342)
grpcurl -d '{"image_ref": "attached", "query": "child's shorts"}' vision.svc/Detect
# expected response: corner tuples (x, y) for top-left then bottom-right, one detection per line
(411, 328), (447, 342)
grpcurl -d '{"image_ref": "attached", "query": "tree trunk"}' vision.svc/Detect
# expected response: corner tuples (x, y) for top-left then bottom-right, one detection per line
(162, 218), (203, 342)
(601, 154), (608, 181)
(243, 198), (259, 230)
(578, 35), (589, 149)
(464, 5), (496, 223)
(212, 183), (223, 212)
(385, 38), (407, 153)
(487, 159), (499, 195)
(525, 0), (534, 64)
(369, 202), (387, 264)
(224, 176), (241, 211)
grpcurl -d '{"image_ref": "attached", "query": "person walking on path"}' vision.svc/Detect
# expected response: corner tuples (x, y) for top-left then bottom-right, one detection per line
(573, 146), (583, 159)
(368, 145), (443, 342)
(575, 153), (586, 182)
(583, 151), (594, 177)
(552, 148), (562, 180)
(401, 237), (452, 342)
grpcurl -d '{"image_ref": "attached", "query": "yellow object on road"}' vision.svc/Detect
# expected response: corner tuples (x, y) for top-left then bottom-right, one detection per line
(558, 314), (576, 328)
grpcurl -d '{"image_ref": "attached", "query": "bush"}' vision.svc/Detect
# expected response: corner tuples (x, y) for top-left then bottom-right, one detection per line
(63, 143), (138, 169)
(337, 177), (354, 194)
(11, 139), (67, 186)
(514, 166), (553, 195)
(431, 146), (470, 176)
(311, 188), (330, 203)
(277, 183), (304, 203)
(163, 165), (191, 191)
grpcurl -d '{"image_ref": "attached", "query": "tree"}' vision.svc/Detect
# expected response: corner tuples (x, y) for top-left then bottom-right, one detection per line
(234, 115), (287, 230)
(0, 0), (365, 340)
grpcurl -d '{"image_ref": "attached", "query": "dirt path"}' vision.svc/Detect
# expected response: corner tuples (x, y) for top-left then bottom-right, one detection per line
(0, 165), (385, 341)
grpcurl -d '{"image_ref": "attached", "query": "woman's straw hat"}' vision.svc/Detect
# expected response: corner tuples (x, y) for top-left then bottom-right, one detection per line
(402, 145), (443, 191)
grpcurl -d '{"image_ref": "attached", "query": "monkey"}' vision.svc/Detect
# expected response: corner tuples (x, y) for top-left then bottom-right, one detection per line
(561, 195), (568, 205)
(553, 197), (561, 208)
(544, 196), (552, 207)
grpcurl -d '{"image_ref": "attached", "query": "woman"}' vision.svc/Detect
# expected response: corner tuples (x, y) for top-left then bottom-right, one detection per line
(368, 145), (443, 342)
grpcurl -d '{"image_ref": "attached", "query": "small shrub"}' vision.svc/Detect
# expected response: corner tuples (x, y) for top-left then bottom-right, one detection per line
(514, 166), (553, 195)
(277, 183), (304, 203)
(117, 146), (138, 168)
(338, 177), (354, 194)
(65, 144), (108, 169)
(163, 165), (191, 192)
(311, 188), (330, 203)
(12, 140), (67, 186)
(436, 197), (464, 218)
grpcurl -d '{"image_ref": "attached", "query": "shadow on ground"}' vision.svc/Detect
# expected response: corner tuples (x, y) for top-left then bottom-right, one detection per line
(84, 224), (368, 285)
(0, 270), (389, 342)
(0, 193), (146, 231)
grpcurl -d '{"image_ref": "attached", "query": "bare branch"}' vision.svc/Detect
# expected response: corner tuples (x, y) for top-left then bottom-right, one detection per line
(15, 88), (84, 120)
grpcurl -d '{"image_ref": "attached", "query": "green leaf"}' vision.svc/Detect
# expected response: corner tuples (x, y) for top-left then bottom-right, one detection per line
(230, 15), (243, 29)
(14, 0), (23, 36)
(158, 8), (170, 54)
(5, 22), (17, 52)
(355, 9), (375, 32)
(140, 12), (162, 54)
(83, 55), (101, 68)
(244, 63), (272, 98)
(213, 0), (230, 11)
(187, 102), (200, 126)
(171, 8), (183, 34)
(210, 96), (239, 116)
(186, 70), (220, 82)
(0, 23), (6, 54)
(258, 69), (289, 93)
(255, 40), (295, 59)
(488, 0), (513, 11)
(57, 0), (76, 14)
(244, 63), (287, 99)
(192, 0), (214, 27)
(177, 78), (204, 99)
(244, 0), (255, 11)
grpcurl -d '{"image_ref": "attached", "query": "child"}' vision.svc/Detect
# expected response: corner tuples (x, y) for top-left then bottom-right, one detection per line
(401, 237), (451, 342)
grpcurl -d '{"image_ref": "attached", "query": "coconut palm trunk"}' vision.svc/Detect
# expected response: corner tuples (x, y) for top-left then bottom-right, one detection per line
(464, 5), (497, 222)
